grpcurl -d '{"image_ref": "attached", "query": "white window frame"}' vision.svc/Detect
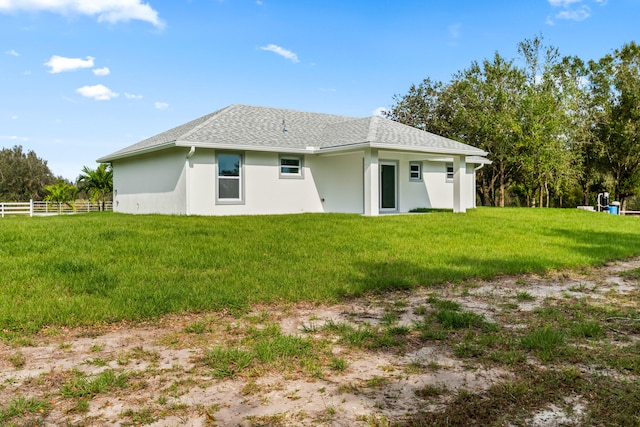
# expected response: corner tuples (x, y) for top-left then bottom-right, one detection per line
(279, 155), (304, 179)
(446, 163), (454, 181)
(409, 161), (422, 182)
(216, 152), (245, 205)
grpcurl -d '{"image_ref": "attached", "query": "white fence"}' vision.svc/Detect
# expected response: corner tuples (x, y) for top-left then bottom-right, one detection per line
(1, 200), (113, 217)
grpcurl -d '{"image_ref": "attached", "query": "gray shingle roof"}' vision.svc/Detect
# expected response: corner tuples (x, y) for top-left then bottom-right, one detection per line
(98, 104), (487, 162)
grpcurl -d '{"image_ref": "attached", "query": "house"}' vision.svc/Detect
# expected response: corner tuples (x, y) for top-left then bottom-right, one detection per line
(97, 104), (489, 216)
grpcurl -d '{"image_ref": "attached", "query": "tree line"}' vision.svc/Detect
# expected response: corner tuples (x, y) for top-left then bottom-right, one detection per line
(0, 145), (112, 210)
(385, 36), (640, 210)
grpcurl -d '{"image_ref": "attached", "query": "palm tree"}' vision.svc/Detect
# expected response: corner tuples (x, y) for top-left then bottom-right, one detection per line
(44, 182), (78, 213)
(78, 164), (113, 211)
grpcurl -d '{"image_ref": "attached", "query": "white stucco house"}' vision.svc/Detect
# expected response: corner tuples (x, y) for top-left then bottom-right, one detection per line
(97, 104), (489, 216)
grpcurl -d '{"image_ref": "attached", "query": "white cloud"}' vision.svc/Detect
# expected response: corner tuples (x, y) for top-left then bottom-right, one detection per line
(556, 5), (590, 21)
(5, 49), (19, 56)
(259, 44), (299, 63)
(125, 92), (143, 100)
(76, 84), (118, 100)
(547, 0), (605, 24)
(10, 115), (18, 119)
(373, 107), (387, 117)
(154, 101), (169, 109)
(93, 66), (110, 76)
(45, 55), (94, 73)
(0, 0), (164, 28)
(0, 135), (29, 141)
(548, 0), (583, 6)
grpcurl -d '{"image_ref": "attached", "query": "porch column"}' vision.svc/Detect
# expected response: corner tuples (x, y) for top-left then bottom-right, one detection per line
(363, 148), (379, 216)
(453, 155), (467, 213)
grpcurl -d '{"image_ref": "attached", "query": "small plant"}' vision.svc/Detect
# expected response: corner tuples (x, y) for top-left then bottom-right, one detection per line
(84, 357), (109, 367)
(90, 344), (104, 352)
(184, 320), (208, 334)
(520, 326), (565, 361)
(0, 396), (51, 423)
(60, 369), (129, 398)
(427, 296), (462, 311)
(515, 291), (535, 301)
(415, 384), (448, 398)
(121, 407), (157, 425)
(329, 357), (347, 372)
(436, 309), (487, 329)
(570, 320), (604, 339)
(8, 351), (26, 369)
(204, 347), (254, 379)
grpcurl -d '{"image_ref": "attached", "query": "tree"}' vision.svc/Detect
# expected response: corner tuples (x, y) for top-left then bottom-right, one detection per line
(447, 53), (525, 206)
(77, 164), (113, 211)
(44, 182), (78, 213)
(516, 36), (576, 208)
(0, 145), (56, 201)
(590, 42), (640, 210)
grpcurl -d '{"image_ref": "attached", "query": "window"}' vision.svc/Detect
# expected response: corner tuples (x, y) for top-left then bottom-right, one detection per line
(446, 163), (454, 181)
(279, 155), (303, 179)
(409, 161), (422, 181)
(217, 152), (243, 204)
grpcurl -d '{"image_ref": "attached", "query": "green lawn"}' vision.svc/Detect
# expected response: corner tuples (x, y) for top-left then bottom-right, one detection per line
(1, 208), (639, 333)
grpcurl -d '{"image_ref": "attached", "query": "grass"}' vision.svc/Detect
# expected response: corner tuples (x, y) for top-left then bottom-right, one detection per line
(1, 208), (639, 332)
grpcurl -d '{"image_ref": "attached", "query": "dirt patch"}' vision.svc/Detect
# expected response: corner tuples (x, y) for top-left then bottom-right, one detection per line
(1, 258), (639, 426)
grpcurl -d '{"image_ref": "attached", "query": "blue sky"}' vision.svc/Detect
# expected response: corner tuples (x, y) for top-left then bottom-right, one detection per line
(1, 0), (638, 181)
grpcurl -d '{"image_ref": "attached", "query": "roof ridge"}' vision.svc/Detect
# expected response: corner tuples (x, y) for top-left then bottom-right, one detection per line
(178, 104), (235, 141)
(366, 116), (379, 142)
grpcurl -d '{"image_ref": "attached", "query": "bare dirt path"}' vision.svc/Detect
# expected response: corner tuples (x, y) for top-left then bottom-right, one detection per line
(1, 258), (639, 426)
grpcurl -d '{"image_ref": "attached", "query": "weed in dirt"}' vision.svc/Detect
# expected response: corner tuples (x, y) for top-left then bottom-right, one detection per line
(0, 396), (51, 424)
(427, 296), (461, 311)
(415, 384), (448, 399)
(184, 320), (208, 334)
(241, 380), (262, 395)
(365, 376), (390, 389)
(619, 267), (640, 281)
(454, 341), (485, 358)
(83, 357), (109, 367)
(414, 321), (447, 341)
(60, 369), (129, 398)
(329, 357), (347, 372)
(520, 326), (565, 361)
(8, 350), (26, 368)
(121, 407), (157, 425)
(246, 412), (288, 426)
(436, 309), (491, 330)
(413, 306), (428, 316)
(323, 320), (410, 350)
(569, 320), (604, 339)
(204, 347), (254, 379)
(163, 378), (198, 398)
(381, 312), (399, 326)
(89, 344), (103, 352)
(515, 291), (535, 301)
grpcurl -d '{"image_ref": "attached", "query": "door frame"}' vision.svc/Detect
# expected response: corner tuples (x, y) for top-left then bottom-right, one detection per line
(379, 160), (398, 213)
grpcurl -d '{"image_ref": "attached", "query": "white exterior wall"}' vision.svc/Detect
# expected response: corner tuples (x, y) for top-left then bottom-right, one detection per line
(113, 148), (478, 216)
(419, 161), (475, 210)
(113, 148), (187, 214)
(309, 152), (364, 214)
(209, 151), (324, 215)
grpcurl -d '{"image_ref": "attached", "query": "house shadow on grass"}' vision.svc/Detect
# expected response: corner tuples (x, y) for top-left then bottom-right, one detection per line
(343, 257), (553, 298)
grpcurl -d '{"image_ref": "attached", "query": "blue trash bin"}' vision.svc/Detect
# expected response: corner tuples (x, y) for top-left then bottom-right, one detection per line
(609, 205), (619, 215)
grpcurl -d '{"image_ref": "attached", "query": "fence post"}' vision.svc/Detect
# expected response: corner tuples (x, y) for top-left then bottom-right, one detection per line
(1, 203), (4, 218)
(30, 199), (33, 217)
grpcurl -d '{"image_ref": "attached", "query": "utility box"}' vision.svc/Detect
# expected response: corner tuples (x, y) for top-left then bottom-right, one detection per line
(609, 201), (621, 215)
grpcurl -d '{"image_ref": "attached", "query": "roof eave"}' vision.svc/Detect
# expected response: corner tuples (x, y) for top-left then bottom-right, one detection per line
(96, 141), (178, 163)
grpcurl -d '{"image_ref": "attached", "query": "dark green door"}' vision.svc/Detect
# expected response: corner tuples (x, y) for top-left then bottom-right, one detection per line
(380, 163), (397, 211)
